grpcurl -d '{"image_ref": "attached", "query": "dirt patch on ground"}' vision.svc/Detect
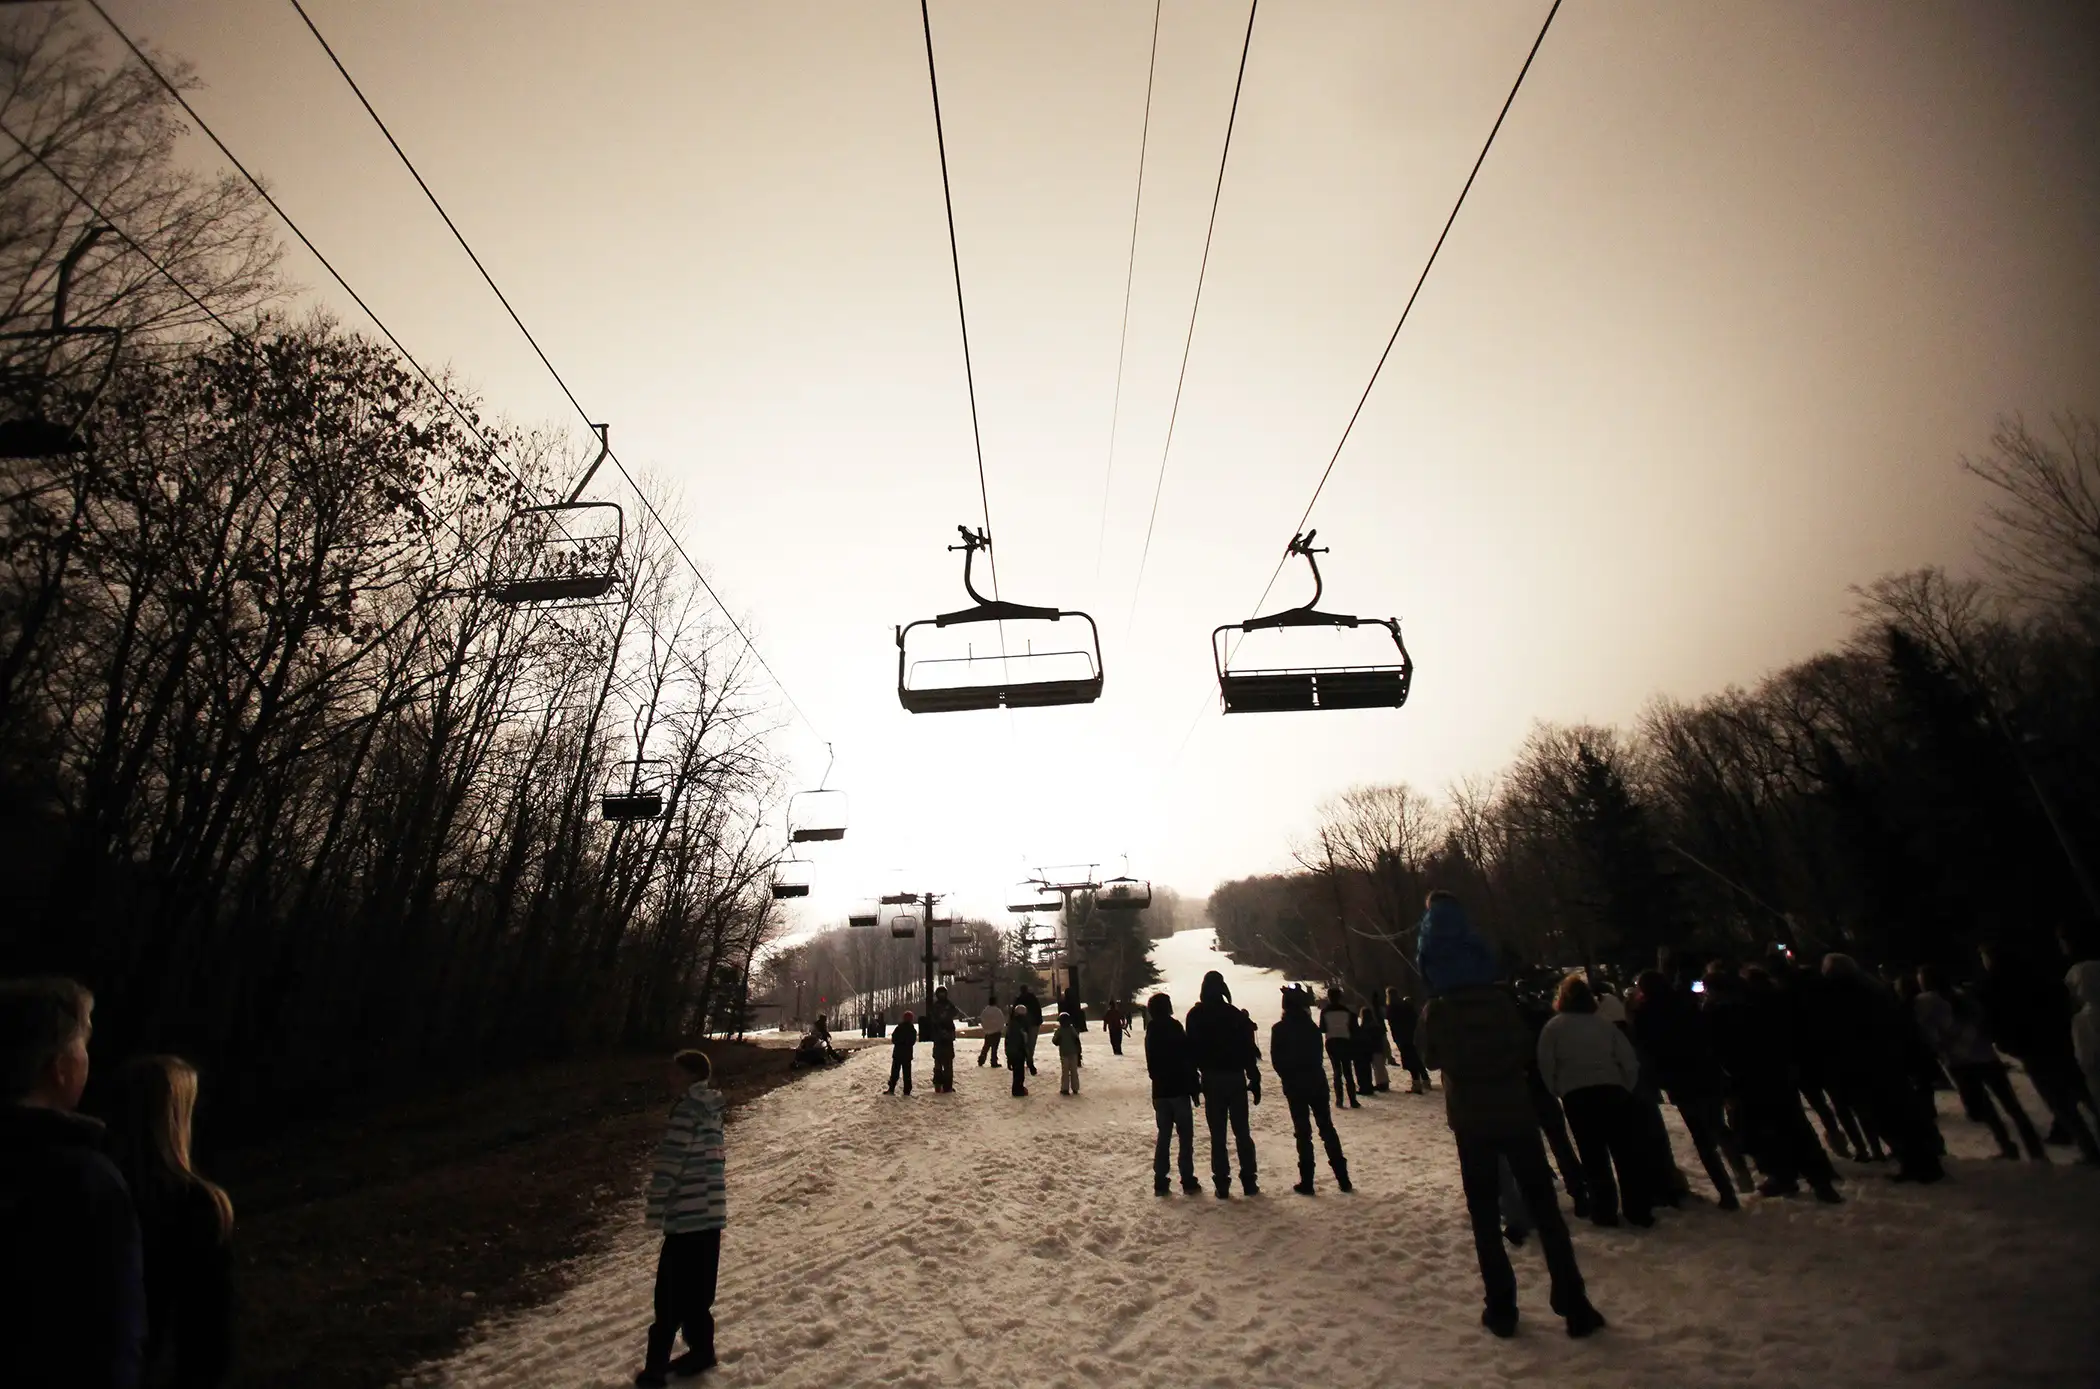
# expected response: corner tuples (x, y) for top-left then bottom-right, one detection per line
(218, 1040), (867, 1389)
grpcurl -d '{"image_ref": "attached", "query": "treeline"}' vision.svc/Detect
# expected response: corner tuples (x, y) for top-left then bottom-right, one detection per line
(766, 919), (1022, 1027)
(0, 13), (787, 1126)
(1212, 415), (2100, 999)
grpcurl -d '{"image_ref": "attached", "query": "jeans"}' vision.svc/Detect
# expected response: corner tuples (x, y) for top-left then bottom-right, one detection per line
(1673, 1093), (1743, 1199)
(1529, 1076), (1588, 1210)
(1326, 1039), (1358, 1103)
(1202, 1076), (1257, 1188)
(1284, 1079), (1346, 1179)
(1560, 1085), (1651, 1222)
(1154, 1096), (1195, 1183)
(644, 1230), (720, 1372)
(1740, 1085), (1837, 1187)
(978, 1031), (1003, 1065)
(1108, 1027), (1124, 1056)
(932, 1039), (955, 1091)
(887, 1050), (912, 1094)
(1949, 1060), (2045, 1158)
(1454, 1129), (1587, 1318)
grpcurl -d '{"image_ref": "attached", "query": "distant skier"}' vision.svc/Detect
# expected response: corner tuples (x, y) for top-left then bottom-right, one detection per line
(1272, 985), (1350, 1194)
(1186, 971), (1261, 1198)
(636, 1048), (726, 1385)
(977, 993), (1006, 1068)
(1143, 992), (1201, 1195)
(1055, 1012), (1084, 1095)
(887, 1010), (918, 1096)
(1104, 1001), (1127, 1056)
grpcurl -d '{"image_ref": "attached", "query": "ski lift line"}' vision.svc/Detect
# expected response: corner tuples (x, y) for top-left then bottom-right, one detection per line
(1092, 0), (1164, 583)
(1245, 0), (1563, 621)
(0, 120), (513, 576)
(1124, 0), (1257, 639)
(81, 0), (523, 488)
(278, 0), (830, 750)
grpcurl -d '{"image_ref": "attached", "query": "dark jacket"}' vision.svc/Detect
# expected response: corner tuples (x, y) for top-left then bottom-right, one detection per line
(0, 1105), (146, 1389)
(1270, 1010), (1329, 1090)
(1632, 983), (1726, 1101)
(1388, 997), (1422, 1057)
(1144, 1016), (1200, 1100)
(136, 1180), (233, 1388)
(890, 1020), (918, 1051)
(925, 997), (959, 1042)
(1417, 986), (1538, 1138)
(1977, 965), (2077, 1066)
(1185, 999), (1258, 1088)
(1704, 984), (1793, 1098)
(1016, 989), (1043, 1031)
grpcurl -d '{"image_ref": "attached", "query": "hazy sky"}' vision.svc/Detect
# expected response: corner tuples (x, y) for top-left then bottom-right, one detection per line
(105, 0), (2100, 923)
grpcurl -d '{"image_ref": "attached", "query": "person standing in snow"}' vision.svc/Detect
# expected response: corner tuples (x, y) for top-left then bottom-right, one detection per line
(1414, 892), (1606, 1341)
(1144, 993), (1201, 1195)
(1104, 1002), (1127, 1056)
(1976, 943), (2100, 1166)
(1186, 972), (1262, 1198)
(1004, 1004), (1032, 1097)
(1015, 987), (1044, 1076)
(1538, 973), (1654, 1228)
(1321, 988), (1360, 1108)
(1630, 969), (1748, 1207)
(887, 1010), (918, 1096)
(1055, 1013), (1084, 1095)
(1388, 986), (1431, 1093)
(926, 987), (960, 1094)
(977, 993), (1006, 1068)
(0, 976), (146, 1389)
(1914, 964), (2044, 1161)
(1821, 954), (1947, 1181)
(1364, 994), (1393, 1092)
(1272, 986), (1350, 1194)
(1703, 967), (1843, 1202)
(637, 1049), (726, 1385)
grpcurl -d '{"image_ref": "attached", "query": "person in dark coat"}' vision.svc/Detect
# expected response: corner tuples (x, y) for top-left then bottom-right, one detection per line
(1004, 1004), (1032, 1097)
(1415, 893), (1605, 1340)
(1914, 964), (2045, 1161)
(1705, 968), (1843, 1202)
(1768, 948), (1878, 1161)
(1143, 993), (1200, 1194)
(887, 1010), (918, 1096)
(1186, 971), (1261, 1198)
(1821, 955), (1945, 1181)
(925, 988), (960, 1093)
(1321, 988), (1360, 1108)
(1387, 987), (1431, 1093)
(1517, 990), (1590, 1219)
(1976, 943), (2100, 1165)
(0, 976), (146, 1389)
(1015, 987), (1044, 1076)
(1104, 1002), (1126, 1056)
(1631, 970), (1748, 1208)
(1272, 986), (1350, 1194)
(109, 1055), (235, 1389)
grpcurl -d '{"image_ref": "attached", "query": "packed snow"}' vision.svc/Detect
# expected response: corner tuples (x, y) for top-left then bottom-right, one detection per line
(416, 930), (2100, 1388)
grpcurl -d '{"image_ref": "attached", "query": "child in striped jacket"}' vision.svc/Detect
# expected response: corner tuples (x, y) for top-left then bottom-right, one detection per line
(637, 1049), (727, 1386)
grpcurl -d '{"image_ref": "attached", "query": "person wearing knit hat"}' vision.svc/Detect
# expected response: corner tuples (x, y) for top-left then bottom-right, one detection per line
(1415, 892), (1606, 1341)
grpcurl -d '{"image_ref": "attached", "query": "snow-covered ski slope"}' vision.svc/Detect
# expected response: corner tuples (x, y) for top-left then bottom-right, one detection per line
(418, 930), (2100, 1388)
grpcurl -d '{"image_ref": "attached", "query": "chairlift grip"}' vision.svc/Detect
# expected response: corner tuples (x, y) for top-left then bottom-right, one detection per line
(564, 423), (612, 505)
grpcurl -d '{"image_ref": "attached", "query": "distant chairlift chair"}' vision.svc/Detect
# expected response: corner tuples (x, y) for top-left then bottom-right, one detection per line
(1211, 532), (1412, 713)
(896, 527), (1103, 712)
(488, 424), (626, 605)
(601, 758), (670, 821)
(788, 744), (848, 843)
(771, 856), (814, 900)
(1, 227), (123, 460)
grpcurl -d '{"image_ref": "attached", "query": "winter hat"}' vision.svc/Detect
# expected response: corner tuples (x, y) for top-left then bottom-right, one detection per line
(1280, 984), (1312, 1010)
(1200, 970), (1232, 1003)
(1416, 894), (1498, 997)
(901, 1009), (916, 1022)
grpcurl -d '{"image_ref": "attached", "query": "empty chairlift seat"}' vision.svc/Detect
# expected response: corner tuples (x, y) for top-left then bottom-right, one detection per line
(1212, 531), (1411, 714)
(896, 527), (1103, 713)
(601, 759), (670, 821)
(771, 857), (813, 899)
(487, 501), (625, 605)
(1095, 876), (1152, 910)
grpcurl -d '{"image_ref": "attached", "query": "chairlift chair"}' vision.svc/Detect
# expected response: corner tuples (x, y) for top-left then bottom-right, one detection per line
(1212, 532), (1411, 713)
(771, 856), (814, 899)
(601, 758), (670, 821)
(788, 744), (848, 842)
(1, 227), (124, 460)
(488, 425), (626, 605)
(1007, 881), (1063, 915)
(1096, 876), (1152, 911)
(896, 527), (1103, 712)
(847, 900), (880, 928)
(888, 910), (921, 939)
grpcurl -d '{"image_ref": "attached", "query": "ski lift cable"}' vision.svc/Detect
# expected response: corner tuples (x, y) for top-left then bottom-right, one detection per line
(0, 120), (508, 575)
(1124, 0), (1257, 638)
(1091, 0), (1163, 583)
(275, 0), (827, 746)
(1239, 0), (1562, 623)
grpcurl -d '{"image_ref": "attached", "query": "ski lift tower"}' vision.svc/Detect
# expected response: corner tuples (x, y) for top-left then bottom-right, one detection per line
(1028, 864), (1103, 1008)
(881, 888), (949, 1017)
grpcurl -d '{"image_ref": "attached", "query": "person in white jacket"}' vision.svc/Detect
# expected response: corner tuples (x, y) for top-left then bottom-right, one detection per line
(1537, 973), (1653, 1227)
(977, 994), (1006, 1068)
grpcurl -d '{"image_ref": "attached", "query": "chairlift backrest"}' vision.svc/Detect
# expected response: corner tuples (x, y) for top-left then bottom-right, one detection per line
(895, 526), (1104, 713)
(1212, 532), (1411, 714)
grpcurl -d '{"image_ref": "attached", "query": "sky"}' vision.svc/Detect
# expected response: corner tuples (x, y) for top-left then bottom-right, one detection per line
(98, 0), (2100, 924)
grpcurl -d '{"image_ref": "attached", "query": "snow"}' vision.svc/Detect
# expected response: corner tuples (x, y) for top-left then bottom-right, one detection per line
(416, 930), (2100, 1388)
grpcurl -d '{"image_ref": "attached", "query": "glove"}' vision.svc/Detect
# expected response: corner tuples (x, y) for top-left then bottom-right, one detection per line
(1249, 1081), (1262, 1106)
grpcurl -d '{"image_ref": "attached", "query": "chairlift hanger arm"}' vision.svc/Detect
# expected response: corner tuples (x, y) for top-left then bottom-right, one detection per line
(564, 423), (611, 505)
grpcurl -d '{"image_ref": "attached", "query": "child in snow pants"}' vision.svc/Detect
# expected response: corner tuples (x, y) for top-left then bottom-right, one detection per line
(1055, 1014), (1083, 1095)
(639, 1049), (726, 1386)
(887, 1012), (917, 1095)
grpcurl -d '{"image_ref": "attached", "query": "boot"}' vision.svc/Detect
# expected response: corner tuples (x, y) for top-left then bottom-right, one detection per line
(1482, 1306), (1518, 1339)
(1241, 1175), (1259, 1197)
(1181, 1177), (1203, 1196)
(1293, 1171), (1316, 1195)
(667, 1350), (715, 1378)
(1215, 1182), (1232, 1200)
(1154, 1176), (1170, 1197)
(1563, 1302), (1608, 1339)
(1335, 1163), (1353, 1194)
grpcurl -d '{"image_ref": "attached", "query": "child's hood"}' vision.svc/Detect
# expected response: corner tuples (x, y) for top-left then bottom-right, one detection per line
(684, 1081), (724, 1114)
